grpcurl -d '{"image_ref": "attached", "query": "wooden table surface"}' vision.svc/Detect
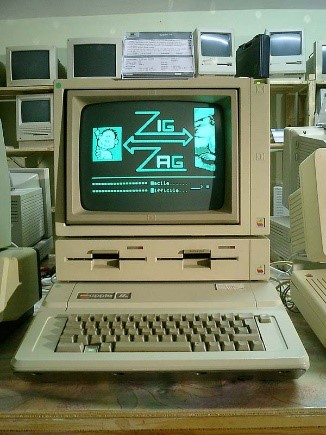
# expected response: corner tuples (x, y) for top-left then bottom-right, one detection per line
(0, 311), (325, 434)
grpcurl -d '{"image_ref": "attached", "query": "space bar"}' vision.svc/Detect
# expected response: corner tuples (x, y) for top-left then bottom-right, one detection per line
(114, 341), (192, 352)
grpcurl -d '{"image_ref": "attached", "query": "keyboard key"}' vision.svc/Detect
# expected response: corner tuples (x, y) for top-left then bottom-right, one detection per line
(192, 342), (206, 352)
(250, 340), (265, 351)
(203, 334), (216, 343)
(56, 342), (84, 352)
(221, 341), (235, 351)
(115, 341), (192, 352)
(99, 343), (112, 352)
(207, 342), (221, 351)
(235, 341), (250, 351)
(84, 345), (99, 352)
(259, 314), (272, 323)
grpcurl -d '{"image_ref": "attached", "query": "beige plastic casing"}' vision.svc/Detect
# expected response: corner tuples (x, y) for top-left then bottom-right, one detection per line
(53, 77), (270, 281)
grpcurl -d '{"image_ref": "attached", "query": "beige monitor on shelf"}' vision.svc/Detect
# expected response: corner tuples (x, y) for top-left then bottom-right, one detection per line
(67, 37), (122, 79)
(6, 45), (59, 87)
(306, 40), (326, 82)
(16, 94), (54, 146)
(267, 29), (306, 80)
(194, 28), (236, 76)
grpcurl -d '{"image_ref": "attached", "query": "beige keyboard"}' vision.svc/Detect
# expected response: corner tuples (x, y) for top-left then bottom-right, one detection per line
(56, 312), (267, 353)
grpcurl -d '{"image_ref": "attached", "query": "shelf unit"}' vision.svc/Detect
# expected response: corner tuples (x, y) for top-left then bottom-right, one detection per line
(269, 77), (316, 141)
(0, 85), (53, 99)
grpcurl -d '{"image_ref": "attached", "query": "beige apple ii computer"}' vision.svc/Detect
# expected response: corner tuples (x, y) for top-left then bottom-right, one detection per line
(12, 77), (309, 379)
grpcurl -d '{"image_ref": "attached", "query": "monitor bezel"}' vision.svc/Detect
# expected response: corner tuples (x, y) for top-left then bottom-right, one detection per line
(54, 77), (270, 238)
(67, 37), (122, 79)
(6, 45), (58, 86)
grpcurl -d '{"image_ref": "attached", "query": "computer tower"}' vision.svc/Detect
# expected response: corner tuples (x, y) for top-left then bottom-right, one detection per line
(236, 34), (270, 79)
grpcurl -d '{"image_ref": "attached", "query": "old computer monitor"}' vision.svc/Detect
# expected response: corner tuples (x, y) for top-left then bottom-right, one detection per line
(16, 94), (54, 144)
(194, 29), (235, 75)
(67, 38), (122, 79)
(282, 126), (326, 209)
(307, 41), (326, 82)
(53, 77), (270, 282)
(268, 29), (305, 79)
(6, 46), (59, 86)
(290, 148), (326, 262)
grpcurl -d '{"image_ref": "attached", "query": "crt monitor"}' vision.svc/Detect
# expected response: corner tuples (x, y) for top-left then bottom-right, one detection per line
(268, 29), (305, 77)
(282, 126), (326, 209)
(0, 121), (11, 250)
(67, 37), (122, 78)
(6, 46), (58, 86)
(54, 77), (269, 239)
(194, 28), (235, 75)
(16, 94), (54, 142)
(307, 41), (326, 82)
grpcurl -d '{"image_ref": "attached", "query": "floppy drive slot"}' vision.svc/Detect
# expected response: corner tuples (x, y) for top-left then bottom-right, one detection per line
(157, 250), (239, 269)
(183, 250), (211, 268)
(91, 251), (146, 269)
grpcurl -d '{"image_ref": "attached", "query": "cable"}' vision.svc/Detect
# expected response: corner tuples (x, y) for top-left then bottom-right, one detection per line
(270, 261), (299, 312)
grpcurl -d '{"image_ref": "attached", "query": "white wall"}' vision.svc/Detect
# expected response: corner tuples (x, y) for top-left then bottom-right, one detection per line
(1, 9), (326, 67)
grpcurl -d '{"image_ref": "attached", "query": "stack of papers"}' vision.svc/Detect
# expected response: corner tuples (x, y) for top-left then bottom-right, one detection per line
(122, 32), (195, 79)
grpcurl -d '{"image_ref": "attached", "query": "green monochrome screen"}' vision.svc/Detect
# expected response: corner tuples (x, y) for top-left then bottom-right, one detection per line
(79, 100), (226, 212)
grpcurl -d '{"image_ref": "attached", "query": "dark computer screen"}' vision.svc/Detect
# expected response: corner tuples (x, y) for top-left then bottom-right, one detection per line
(79, 100), (226, 213)
(21, 99), (51, 123)
(270, 32), (302, 56)
(322, 45), (326, 74)
(200, 33), (232, 57)
(11, 50), (50, 80)
(73, 44), (117, 77)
